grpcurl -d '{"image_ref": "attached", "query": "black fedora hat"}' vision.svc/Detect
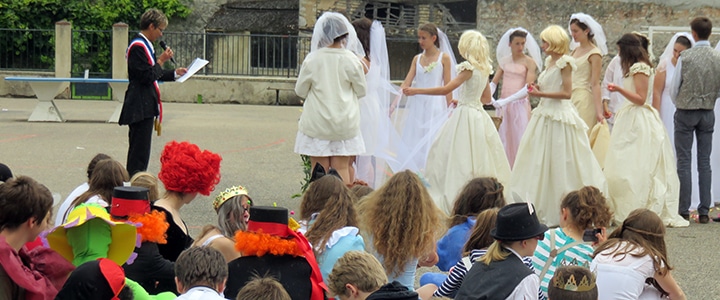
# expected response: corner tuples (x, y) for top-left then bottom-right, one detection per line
(491, 202), (548, 241)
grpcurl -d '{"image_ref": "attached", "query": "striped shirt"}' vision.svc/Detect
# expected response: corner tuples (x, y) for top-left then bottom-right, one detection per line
(434, 249), (545, 300)
(532, 227), (594, 293)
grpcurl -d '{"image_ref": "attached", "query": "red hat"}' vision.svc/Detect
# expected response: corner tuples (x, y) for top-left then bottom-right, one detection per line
(158, 141), (222, 195)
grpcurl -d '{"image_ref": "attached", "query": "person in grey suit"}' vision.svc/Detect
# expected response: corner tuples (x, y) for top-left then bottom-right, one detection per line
(670, 17), (720, 223)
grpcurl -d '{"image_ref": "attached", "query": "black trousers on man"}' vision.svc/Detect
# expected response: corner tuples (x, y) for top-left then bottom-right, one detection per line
(126, 117), (154, 176)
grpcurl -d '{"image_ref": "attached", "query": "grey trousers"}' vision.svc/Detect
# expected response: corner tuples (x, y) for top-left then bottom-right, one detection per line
(675, 109), (714, 215)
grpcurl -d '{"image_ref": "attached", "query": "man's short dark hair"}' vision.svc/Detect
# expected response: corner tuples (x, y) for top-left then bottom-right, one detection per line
(140, 8), (168, 30)
(175, 247), (228, 289)
(0, 176), (52, 231)
(691, 17), (712, 40)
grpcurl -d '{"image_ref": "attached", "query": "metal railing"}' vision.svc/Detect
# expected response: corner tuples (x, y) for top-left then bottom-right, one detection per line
(71, 29), (113, 78)
(0, 28), (55, 71)
(1, 28), (458, 80)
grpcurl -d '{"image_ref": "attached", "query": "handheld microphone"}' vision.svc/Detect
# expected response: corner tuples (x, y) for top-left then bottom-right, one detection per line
(158, 41), (176, 65)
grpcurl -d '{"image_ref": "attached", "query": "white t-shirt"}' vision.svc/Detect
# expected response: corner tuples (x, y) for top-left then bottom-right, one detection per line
(55, 182), (89, 226)
(591, 242), (657, 300)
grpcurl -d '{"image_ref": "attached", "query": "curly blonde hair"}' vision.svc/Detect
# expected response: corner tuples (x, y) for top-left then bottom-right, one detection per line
(358, 170), (445, 276)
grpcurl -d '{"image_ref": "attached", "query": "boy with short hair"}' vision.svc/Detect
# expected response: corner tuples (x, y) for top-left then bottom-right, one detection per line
(174, 246), (228, 299)
(0, 176), (74, 299)
(328, 251), (388, 300)
(236, 275), (292, 300)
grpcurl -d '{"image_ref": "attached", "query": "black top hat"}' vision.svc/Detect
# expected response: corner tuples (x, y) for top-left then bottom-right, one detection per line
(247, 206), (290, 237)
(491, 202), (548, 241)
(110, 186), (150, 219)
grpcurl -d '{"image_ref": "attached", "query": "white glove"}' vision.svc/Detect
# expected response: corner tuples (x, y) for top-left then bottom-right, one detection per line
(490, 82), (497, 96)
(494, 84), (529, 107)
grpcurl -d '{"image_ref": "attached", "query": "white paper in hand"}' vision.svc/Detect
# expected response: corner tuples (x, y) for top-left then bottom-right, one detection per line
(176, 58), (209, 83)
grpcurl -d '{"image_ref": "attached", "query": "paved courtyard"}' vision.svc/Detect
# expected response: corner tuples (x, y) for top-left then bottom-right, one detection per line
(0, 97), (718, 298)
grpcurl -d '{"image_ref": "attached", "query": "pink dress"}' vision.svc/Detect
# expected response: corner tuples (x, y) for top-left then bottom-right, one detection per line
(496, 58), (531, 168)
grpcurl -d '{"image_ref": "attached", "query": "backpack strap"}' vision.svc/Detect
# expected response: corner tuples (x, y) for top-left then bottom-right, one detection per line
(539, 230), (583, 280)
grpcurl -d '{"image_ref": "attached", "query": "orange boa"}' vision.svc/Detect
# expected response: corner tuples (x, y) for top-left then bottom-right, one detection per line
(126, 210), (169, 244)
(234, 230), (302, 257)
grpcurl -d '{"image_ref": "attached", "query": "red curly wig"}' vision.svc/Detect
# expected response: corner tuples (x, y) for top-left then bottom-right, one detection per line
(158, 141), (222, 195)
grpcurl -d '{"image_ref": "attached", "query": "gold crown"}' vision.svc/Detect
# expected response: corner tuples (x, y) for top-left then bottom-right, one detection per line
(213, 185), (250, 211)
(552, 270), (596, 292)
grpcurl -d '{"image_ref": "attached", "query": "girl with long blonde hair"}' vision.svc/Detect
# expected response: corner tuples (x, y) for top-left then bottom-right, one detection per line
(358, 170), (444, 290)
(403, 29), (511, 216)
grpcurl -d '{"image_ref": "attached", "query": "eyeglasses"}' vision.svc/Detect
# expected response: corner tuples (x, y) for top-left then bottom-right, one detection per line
(535, 234), (545, 241)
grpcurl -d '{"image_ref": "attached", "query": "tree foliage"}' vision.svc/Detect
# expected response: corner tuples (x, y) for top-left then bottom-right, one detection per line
(0, 0), (191, 72)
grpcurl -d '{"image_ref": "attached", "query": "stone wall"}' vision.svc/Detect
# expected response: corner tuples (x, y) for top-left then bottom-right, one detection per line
(476, 0), (720, 60)
(171, 0), (229, 32)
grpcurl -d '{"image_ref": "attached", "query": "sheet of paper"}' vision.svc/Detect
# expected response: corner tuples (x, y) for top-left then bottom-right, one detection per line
(176, 58), (209, 83)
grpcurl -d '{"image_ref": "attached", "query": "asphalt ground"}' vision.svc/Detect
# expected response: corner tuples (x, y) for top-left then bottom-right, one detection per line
(0, 97), (717, 298)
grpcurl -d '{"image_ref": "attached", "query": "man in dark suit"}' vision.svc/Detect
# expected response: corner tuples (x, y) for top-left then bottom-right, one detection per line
(119, 8), (186, 176)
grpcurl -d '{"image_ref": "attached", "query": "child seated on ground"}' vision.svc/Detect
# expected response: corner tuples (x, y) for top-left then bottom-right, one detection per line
(174, 246), (228, 299)
(236, 275), (292, 300)
(328, 251), (387, 300)
(547, 266), (598, 300)
(420, 177), (505, 287)
(0, 176), (75, 299)
(455, 202), (548, 300)
(328, 250), (419, 300)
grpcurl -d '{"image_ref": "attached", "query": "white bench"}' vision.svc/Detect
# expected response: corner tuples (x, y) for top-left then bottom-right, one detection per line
(4, 77), (129, 122)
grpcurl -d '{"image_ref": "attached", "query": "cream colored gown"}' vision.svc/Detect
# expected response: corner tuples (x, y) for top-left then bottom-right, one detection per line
(604, 62), (689, 227)
(571, 47), (603, 132)
(510, 55), (607, 227)
(425, 62), (512, 214)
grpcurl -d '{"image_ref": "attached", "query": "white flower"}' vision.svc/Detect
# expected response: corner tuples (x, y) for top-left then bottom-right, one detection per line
(423, 61), (438, 73)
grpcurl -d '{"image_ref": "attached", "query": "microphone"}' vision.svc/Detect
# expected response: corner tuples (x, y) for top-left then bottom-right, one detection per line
(159, 41), (176, 65)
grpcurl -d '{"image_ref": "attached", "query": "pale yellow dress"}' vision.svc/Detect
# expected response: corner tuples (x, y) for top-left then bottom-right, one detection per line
(604, 62), (689, 227)
(571, 47), (603, 132)
(510, 55), (607, 227)
(425, 62), (512, 215)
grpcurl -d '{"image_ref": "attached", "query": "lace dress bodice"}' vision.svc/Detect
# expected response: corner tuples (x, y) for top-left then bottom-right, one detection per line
(620, 62), (654, 108)
(456, 61), (489, 110)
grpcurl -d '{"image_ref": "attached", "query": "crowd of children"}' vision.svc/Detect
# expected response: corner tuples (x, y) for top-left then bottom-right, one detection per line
(4, 7), (717, 300)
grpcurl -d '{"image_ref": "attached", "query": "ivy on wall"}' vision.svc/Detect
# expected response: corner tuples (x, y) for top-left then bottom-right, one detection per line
(0, 0), (191, 72)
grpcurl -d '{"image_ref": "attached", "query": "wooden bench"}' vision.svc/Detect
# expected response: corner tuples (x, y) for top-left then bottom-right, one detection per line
(4, 77), (129, 122)
(266, 86), (295, 105)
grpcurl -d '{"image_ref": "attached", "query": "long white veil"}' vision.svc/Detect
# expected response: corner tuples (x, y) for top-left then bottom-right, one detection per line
(438, 29), (459, 99)
(355, 21), (404, 187)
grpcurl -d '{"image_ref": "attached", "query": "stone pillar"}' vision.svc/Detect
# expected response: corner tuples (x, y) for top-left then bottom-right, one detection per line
(112, 23), (129, 79)
(55, 20), (72, 97)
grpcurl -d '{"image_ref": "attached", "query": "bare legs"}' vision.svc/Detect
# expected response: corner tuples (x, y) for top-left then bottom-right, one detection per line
(310, 156), (352, 186)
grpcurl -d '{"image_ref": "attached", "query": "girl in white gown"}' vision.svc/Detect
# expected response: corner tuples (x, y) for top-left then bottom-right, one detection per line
(605, 33), (689, 227)
(509, 25), (607, 227)
(352, 18), (399, 188)
(395, 23), (456, 172)
(403, 30), (511, 215)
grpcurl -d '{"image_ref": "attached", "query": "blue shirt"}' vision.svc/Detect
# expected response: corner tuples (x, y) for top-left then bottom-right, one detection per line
(436, 217), (475, 271)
